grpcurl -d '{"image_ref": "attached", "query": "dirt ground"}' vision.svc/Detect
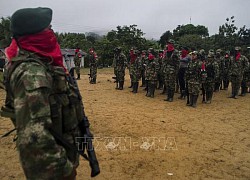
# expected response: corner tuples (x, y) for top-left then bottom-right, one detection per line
(0, 68), (249, 180)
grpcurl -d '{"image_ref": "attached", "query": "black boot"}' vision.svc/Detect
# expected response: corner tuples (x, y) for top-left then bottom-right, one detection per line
(187, 94), (193, 106)
(119, 81), (124, 90)
(192, 95), (198, 108)
(178, 90), (185, 99)
(93, 78), (96, 84)
(206, 91), (212, 104)
(131, 82), (135, 92)
(161, 85), (166, 94)
(150, 84), (155, 98)
(77, 73), (80, 80)
(146, 83), (151, 97)
(168, 90), (174, 102)
(239, 87), (247, 96)
(228, 85), (235, 98)
(128, 81), (133, 88)
(135, 82), (139, 93)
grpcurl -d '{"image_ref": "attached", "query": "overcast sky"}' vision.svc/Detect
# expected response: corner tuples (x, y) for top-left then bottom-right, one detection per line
(0, 0), (249, 39)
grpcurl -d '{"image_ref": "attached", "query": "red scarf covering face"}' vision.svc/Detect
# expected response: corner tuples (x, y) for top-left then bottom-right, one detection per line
(130, 51), (136, 64)
(181, 49), (188, 58)
(148, 53), (155, 60)
(167, 43), (174, 52)
(5, 29), (65, 69)
(159, 53), (163, 59)
(201, 61), (206, 71)
(236, 52), (241, 61)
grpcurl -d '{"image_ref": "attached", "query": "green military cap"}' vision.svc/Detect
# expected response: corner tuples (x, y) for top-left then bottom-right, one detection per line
(168, 39), (175, 44)
(11, 7), (52, 36)
(216, 49), (222, 53)
(235, 46), (241, 51)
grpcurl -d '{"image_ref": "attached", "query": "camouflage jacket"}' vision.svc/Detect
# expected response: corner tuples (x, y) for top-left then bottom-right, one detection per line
(113, 53), (127, 71)
(145, 58), (159, 81)
(3, 51), (81, 179)
(205, 58), (219, 80)
(74, 52), (82, 66)
(185, 60), (202, 82)
(229, 55), (249, 77)
(163, 52), (179, 76)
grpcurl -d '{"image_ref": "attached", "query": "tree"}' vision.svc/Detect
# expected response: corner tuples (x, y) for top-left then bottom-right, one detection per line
(159, 30), (173, 49)
(0, 17), (12, 48)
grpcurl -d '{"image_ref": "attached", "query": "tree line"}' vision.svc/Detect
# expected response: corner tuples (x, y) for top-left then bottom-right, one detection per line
(0, 16), (249, 67)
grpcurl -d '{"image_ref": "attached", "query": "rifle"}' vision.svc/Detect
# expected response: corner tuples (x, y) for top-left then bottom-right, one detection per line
(65, 75), (100, 177)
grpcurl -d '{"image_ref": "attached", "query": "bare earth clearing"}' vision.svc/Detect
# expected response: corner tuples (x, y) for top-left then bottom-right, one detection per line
(0, 68), (249, 180)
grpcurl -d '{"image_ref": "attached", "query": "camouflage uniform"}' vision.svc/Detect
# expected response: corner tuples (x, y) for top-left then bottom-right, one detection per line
(140, 51), (147, 87)
(222, 52), (231, 90)
(204, 54), (219, 103)
(3, 51), (80, 179)
(89, 50), (98, 84)
(130, 52), (142, 93)
(113, 48), (127, 90)
(240, 54), (250, 96)
(229, 47), (249, 98)
(214, 49), (224, 92)
(145, 53), (159, 98)
(74, 52), (82, 80)
(163, 50), (179, 102)
(157, 51), (164, 90)
(185, 51), (202, 107)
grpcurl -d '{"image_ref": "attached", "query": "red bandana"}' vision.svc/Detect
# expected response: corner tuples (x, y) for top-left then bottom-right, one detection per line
(5, 29), (65, 69)
(201, 61), (206, 71)
(236, 52), (241, 61)
(181, 49), (188, 58)
(167, 43), (174, 52)
(130, 51), (136, 64)
(148, 53), (155, 60)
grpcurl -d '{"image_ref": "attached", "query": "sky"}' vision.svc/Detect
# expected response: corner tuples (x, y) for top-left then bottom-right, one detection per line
(0, 0), (249, 39)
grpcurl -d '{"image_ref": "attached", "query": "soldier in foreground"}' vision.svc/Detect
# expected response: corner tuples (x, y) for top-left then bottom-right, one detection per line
(1, 7), (99, 179)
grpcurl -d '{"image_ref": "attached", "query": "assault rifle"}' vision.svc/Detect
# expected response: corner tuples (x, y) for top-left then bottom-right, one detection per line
(56, 74), (100, 177)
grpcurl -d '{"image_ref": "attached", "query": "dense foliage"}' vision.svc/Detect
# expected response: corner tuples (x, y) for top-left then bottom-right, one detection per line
(0, 16), (249, 66)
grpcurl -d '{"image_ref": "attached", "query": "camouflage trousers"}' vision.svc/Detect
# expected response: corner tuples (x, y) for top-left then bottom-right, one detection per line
(75, 65), (80, 74)
(230, 75), (242, 95)
(187, 79), (201, 95)
(117, 69), (125, 82)
(203, 79), (215, 92)
(90, 65), (97, 79)
(164, 73), (176, 91)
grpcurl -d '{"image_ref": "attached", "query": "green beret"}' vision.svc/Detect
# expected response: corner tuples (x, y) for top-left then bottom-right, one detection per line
(11, 7), (52, 36)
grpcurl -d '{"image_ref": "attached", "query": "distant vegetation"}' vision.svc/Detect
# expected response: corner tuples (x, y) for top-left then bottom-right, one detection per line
(0, 16), (249, 67)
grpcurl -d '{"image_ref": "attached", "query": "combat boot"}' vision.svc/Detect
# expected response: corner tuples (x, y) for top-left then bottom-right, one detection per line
(76, 74), (80, 80)
(135, 82), (139, 93)
(187, 94), (193, 106)
(161, 85), (166, 94)
(192, 95), (198, 108)
(119, 81), (124, 90)
(168, 90), (174, 102)
(146, 83), (151, 97)
(178, 90), (185, 100)
(239, 87), (247, 96)
(93, 78), (96, 84)
(131, 82), (135, 92)
(206, 91), (212, 104)
(128, 81), (133, 88)
(150, 84), (155, 98)
(164, 89), (170, 101)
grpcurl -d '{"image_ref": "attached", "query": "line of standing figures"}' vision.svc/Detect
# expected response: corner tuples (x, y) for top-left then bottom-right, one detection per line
(112, 42), (250, 108)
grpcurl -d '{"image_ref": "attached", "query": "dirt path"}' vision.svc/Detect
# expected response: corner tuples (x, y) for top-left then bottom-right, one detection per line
(0, 68), (249, 180)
